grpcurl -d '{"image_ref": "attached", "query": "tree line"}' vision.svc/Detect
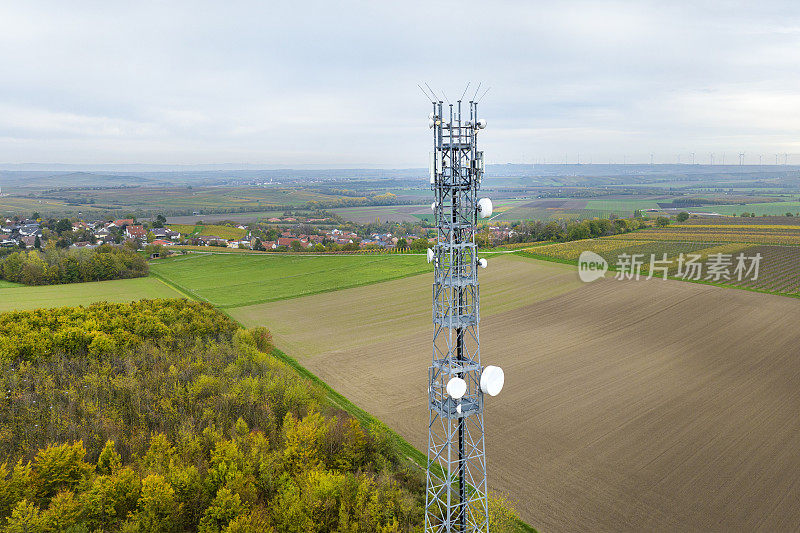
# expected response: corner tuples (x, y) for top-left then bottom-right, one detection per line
(0, 299), (522, 532)
(0, 245), (148, 286)
(496, 216), (648, 245)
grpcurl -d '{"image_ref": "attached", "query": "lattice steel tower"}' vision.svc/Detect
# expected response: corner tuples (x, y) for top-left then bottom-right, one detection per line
(425, 96), (504, 532)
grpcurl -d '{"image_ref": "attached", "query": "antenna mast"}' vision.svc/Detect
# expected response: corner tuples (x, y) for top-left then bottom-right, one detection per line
(425, 93), (503, 532)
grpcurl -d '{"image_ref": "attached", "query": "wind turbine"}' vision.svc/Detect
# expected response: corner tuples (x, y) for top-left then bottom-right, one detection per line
(739, 152), (745, 166)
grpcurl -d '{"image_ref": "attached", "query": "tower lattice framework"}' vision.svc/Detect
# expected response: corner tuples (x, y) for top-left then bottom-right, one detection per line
(425, 99), (488, 533)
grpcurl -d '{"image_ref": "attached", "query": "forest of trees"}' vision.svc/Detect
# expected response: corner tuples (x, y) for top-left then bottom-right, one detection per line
(0, 245), (148, 286)
(0, 300), (520, 532)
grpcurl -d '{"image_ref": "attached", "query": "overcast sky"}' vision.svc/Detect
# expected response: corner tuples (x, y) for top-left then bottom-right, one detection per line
(1, 0), (799, 168)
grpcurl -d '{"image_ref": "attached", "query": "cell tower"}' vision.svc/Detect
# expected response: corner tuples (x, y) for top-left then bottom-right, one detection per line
(424, 94), (504, 532)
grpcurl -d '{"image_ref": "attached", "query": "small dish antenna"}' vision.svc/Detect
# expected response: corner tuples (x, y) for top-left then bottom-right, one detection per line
(430, 202), (436, 212)
(446, 377), (467, 399)
(480, 366), (504, 396)
(478, 258), (487, 269)
(477, 198), (493, 218)
(427, 248), (435, 263)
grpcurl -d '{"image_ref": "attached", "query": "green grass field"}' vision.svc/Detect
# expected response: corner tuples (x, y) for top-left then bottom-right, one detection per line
(149, 252), (429, 308)
(330, 205), (429, 223)
(705, 201), (800, 216)
(167, 223), (246, 240)
(0, 277), (183, 312)
(584, 198), (665, 212)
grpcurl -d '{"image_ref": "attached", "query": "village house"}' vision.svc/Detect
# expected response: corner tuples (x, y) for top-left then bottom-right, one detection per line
(18, 224), (42, 237)
(150, 227), (181, 240)
(72, 221), (91, 231)
(125, 225), (147, 239)
(195, 235), (228, 246)
(107, 219), (134, 229)
(94, 227), (114, 243)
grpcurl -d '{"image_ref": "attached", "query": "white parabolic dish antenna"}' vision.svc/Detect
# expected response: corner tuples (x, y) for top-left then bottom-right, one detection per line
(446, 377), (467, 399)
(480, 365), (504, 396)
(477, 197), (493, 218)
(426, 248), (435, 263)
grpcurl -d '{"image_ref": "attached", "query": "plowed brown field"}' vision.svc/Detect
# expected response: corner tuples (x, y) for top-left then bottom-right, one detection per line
(231, 255), (800, 532)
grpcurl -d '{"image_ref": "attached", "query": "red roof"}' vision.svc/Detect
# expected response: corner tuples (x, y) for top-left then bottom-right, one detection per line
(126, 225), (147, 238)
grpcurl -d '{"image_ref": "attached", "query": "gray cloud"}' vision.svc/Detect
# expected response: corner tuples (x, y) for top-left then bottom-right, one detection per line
(1, 0), (799, 167)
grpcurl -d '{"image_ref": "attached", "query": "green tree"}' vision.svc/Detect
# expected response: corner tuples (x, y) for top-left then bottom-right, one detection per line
(81, 468), (140, 528)
(198, 487), (246, 533)
(32, 441), (93, 503)
(655, 216), (670, 227)
(5, 499), (46, 533)
(134, 474), (180, 532)
(410, 238), (429, 252)
(96, 441), (121, 476)
(676, 211), (690, 222)
(43, 490), (83, 531)
(55, 219), (72, 234)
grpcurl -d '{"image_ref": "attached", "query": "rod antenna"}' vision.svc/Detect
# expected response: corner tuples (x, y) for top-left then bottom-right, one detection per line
(460, 82), (471, 101)
(424, 82), (440, 102)
(472, 82), (482, 101)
